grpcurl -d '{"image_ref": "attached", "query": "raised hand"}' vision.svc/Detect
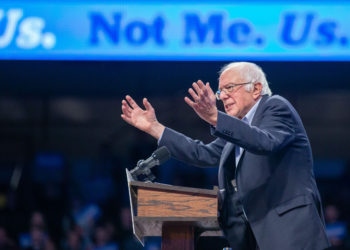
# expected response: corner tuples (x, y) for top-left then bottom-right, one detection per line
(184, 80), (218, 126)
(121, 95), (165, 139)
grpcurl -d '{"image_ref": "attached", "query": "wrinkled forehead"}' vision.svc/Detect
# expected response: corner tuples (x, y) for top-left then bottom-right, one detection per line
(218, 68), (245, 88)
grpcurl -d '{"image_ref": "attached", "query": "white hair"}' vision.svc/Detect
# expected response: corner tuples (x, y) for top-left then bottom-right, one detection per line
(219, 62), (272, 96)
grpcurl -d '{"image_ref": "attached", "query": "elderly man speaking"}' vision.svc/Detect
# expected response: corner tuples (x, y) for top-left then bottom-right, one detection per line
(121, 62), (330, 250)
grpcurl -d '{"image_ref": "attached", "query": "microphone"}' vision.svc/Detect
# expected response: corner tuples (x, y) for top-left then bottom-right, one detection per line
(130, 146), (171, 181)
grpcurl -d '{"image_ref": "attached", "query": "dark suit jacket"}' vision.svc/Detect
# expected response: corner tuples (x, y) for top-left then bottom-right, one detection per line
(159, 95), (330, 250)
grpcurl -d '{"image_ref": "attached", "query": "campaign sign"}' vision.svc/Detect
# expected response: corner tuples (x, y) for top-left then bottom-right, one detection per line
(0, 1), (349, 60)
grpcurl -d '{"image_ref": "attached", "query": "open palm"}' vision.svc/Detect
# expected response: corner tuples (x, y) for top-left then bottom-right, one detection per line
(121, 95), (159, 134)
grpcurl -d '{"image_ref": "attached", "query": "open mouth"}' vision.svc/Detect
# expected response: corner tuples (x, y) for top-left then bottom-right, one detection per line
(225, 103), (234, 110)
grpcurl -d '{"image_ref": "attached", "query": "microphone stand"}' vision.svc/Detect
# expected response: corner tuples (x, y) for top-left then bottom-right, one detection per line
(130, 159), (156, 182)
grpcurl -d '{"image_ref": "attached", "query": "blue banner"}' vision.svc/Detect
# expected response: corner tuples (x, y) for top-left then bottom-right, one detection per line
(1, 1), (350, 60)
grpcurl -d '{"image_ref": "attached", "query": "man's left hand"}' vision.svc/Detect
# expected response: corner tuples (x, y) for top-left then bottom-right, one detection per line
(184, 80), (218, 126)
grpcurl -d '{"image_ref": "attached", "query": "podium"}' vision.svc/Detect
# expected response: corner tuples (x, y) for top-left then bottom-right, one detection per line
(126, 169), (222, 250)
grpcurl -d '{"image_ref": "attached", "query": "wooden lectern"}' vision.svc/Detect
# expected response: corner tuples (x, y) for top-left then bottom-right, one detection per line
(126, 169), (222, 250)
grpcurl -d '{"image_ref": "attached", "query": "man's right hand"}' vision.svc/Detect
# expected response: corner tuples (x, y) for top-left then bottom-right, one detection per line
(121, 95), (165, 139)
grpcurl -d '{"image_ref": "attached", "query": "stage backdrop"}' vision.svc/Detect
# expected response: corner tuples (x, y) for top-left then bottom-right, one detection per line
(1, 0), (350, 60)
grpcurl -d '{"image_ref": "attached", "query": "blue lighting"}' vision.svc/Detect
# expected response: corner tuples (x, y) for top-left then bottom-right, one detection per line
(1, 1), (350, 60)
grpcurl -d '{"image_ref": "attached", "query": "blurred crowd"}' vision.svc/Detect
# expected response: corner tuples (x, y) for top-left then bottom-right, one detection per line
(0, 140), (350, 250)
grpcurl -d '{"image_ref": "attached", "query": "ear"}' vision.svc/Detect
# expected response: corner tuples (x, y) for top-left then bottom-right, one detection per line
(252, 82), (262, 100)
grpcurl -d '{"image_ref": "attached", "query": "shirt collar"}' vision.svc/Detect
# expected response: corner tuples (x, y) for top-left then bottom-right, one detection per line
(243, 97), (262, 125)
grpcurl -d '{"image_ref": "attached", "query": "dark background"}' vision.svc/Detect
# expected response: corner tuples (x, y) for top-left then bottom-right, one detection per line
(0, 60), (350, 249)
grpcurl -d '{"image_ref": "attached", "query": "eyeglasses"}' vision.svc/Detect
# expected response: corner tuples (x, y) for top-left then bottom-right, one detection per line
(215, 81), (252, 100)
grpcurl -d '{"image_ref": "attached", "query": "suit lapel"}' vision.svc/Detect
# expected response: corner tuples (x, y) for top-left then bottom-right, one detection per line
(251, 95), (269, 126)
(221, 142), (235, 164)
(236, 149), (246, 170)
(238, 95), (268, 166)
(218, 142), (235, 190)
